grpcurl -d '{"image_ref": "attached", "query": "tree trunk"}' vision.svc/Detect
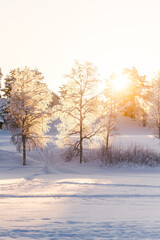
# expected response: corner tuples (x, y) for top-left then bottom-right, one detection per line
(133, 79), (136, 121)
(23, 134), (26, 166)
(80, 137), (83, 164)
(106, 111), (112, 151)
(133, 100), (136, 121)
(80, 82), (83, 164)
(80, 103), (83, 164)
(106, 133), (109, 150)
(142, 115), (146, 127)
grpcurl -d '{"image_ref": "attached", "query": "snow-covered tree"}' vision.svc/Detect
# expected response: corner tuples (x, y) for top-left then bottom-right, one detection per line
(5, 67), (53, 165)
(148, 72), (160, 138)
(55, 61), (100, 164)
(0, 68), (3, 98)
(0, 70), (16, 124)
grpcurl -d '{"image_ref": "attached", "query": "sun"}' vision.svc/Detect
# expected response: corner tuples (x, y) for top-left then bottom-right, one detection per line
(112, 74), (129, 91)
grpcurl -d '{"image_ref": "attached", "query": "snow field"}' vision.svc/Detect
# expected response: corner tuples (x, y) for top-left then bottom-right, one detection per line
(1, 117), (160, 239)
(1, 174), (160, 239)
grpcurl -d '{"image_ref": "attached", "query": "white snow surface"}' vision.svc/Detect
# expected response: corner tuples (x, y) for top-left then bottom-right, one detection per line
(1, 117), (160, 239)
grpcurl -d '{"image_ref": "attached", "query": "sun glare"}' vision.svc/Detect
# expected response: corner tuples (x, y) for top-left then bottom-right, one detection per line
(112, 74), (129, 91)
(97, 71), (130, 95)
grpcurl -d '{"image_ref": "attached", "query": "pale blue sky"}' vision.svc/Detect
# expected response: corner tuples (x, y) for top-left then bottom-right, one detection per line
(1, 0), (160, 93)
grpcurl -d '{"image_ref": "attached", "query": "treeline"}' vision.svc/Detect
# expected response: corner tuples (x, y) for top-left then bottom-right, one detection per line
(0, 61), (160, 165)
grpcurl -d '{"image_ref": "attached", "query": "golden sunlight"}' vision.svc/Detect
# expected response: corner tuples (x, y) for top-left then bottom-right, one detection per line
(97, 72), (130, 95)
(112, 74), (129, 91)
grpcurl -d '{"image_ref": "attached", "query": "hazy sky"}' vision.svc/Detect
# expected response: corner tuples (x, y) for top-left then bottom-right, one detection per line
(1, 0), (160, 93)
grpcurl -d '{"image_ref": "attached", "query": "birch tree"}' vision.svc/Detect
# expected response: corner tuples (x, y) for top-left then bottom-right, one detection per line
(98, 75), (117, 150)
(55, 61), (100, 164)
(5, 67), (53, 165)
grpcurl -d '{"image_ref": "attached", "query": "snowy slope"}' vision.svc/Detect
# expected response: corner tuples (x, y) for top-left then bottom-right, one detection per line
(113, 116), (160, 152)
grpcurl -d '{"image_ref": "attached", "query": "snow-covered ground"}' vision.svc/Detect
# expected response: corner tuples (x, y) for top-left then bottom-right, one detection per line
(1, 117), (160, 239)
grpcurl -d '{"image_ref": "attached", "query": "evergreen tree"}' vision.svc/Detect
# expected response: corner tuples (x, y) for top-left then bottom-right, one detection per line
(0, 70), (15, 124)
(3, 70), (16, 98)
(123, 67), (147, 121)
(0, 68), (2, 97)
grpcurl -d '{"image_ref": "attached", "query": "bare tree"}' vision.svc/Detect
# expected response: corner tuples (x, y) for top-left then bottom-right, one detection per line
(55, 61), (100, 164)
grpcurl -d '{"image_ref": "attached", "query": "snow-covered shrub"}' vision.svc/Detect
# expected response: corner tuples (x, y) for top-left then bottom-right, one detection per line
(63, 144), (160, 167)
(98, 144), (160, 167)
(64, 146), (80, 162)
